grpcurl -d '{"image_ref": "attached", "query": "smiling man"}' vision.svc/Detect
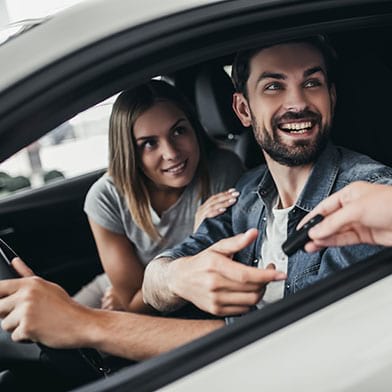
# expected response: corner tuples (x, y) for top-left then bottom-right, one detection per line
(142, 36), (392, 318)
(1, 37), (392, 361)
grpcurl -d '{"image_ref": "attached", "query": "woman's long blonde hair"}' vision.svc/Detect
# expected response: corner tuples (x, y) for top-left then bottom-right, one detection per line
(108, 80), (215, 239)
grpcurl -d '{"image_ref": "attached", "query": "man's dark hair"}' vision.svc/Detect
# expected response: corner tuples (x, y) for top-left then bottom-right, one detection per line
(231, 35), (337, 98)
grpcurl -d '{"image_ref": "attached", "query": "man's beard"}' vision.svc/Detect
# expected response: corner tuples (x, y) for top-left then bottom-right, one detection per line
(251, 109), (330, 167)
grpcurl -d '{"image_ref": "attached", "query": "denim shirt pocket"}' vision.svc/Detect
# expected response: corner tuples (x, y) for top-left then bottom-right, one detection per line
(292, 261), (321, 292)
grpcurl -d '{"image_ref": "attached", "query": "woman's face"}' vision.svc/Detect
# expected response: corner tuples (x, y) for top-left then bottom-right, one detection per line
(133, 101), (200, 191)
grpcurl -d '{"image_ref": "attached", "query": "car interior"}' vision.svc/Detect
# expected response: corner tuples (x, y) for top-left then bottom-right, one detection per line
(1, 8), (392, 391)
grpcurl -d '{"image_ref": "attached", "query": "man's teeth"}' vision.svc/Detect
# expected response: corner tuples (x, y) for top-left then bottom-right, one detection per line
(280, 121), (312, 132)
(165, 162), (185, 173)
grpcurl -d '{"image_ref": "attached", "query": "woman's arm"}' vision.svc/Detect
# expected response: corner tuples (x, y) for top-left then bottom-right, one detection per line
(88, 218), (154, 314)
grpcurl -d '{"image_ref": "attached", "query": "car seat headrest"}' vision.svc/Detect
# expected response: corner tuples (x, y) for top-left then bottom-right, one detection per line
(195, 65), (248, 139)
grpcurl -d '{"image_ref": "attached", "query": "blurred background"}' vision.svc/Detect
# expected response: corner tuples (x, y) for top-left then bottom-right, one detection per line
(0, 0), (112, 197)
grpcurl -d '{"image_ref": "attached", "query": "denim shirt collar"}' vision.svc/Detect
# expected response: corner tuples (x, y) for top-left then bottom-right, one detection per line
(255, 142), (340, 212)
(255, 166), (276, 208)
(296, 142), (340, 212)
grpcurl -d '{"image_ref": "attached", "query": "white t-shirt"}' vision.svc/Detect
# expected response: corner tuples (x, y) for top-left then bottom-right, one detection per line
(257, 199), (293, 308)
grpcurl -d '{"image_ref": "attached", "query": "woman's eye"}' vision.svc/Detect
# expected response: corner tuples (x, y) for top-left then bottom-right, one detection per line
(139, 139), (157, 150)
(304, 79), (322, 88)
(173, 126), (186, 136)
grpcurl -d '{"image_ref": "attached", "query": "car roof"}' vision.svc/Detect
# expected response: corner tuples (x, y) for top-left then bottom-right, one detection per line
(0, 0), (223, 92)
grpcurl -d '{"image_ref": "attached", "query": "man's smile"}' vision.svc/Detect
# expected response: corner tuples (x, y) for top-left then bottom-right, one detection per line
(278, 120), (316, 135)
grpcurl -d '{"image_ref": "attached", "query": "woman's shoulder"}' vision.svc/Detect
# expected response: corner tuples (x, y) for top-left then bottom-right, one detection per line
(86, 173), (119, 203)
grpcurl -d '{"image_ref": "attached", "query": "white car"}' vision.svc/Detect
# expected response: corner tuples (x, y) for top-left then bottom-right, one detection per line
(0, 0), (392, 391)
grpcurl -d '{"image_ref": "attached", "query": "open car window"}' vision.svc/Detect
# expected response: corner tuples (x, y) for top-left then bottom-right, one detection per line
(0, 1), (392, 392)
(0, 97), (114, 198)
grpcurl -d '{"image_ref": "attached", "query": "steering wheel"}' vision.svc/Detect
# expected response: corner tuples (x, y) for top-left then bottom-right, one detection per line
(0, 238), (110, 389)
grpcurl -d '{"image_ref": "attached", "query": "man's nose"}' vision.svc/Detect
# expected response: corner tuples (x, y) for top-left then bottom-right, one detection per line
(161, 140), (180, 160)
(283, 87), (308, 112)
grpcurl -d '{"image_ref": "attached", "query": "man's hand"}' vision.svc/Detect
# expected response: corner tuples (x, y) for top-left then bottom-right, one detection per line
(298, 181), (392, 251)
(167, 229), (286, 316)
(0, 258), (95, 348)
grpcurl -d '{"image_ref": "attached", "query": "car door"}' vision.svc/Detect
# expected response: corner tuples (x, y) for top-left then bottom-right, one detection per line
(0, 168), (103, 293)
(1, 1), (392, 391)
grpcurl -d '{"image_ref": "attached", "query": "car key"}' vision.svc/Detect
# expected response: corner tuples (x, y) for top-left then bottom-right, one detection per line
(282, 214), (324, 256)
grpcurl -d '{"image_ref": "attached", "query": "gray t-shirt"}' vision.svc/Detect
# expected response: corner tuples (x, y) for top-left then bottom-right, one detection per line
(84, 148), (244, 266)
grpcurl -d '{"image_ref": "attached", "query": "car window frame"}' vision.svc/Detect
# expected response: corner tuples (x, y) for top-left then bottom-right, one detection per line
(0, 1), (392, 391)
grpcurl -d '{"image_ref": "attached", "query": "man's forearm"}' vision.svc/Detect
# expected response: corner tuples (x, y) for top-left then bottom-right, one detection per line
(87, 309), (224, 360)
(142, 257), (187, 312)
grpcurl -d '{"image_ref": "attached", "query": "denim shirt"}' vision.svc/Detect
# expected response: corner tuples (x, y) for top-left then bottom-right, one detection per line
(159, 143), (392, 319)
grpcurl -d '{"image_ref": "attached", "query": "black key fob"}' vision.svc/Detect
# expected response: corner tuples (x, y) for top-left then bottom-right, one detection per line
(282, 214), (324, 256)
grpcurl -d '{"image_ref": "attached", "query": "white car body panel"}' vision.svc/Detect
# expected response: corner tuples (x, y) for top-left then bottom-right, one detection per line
(0, 0), (222, 92)
(162, 275), (392, 391)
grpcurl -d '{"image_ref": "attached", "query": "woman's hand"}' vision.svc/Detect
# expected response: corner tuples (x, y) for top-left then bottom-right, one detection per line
(194, 188), (239, 231)
(101, 287), (124, 311)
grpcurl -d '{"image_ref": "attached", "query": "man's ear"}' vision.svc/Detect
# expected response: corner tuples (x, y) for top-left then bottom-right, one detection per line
(232, 93), (252, 127)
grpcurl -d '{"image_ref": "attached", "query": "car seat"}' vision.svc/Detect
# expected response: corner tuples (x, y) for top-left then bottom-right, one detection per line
(332, 48), (392, 167)
(194, 64), (264, 169)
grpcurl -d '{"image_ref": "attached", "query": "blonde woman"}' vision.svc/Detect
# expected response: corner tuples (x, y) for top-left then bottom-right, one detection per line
(74, 80), (244, 313)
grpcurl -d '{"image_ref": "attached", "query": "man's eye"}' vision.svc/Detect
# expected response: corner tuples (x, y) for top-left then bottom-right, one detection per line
(264, 82), (282, 91)
(304, 79), (322, 88)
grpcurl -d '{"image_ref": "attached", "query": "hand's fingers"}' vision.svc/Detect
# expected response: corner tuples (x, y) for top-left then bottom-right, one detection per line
(11, 258), (34, 277)
(201, 270), (269, 293)
(199, 189), (235, 208)
(212, 290), (263, 306)
(0, 293), (17, 318)
(308, 204), (359, 240)
(199, 192), (239, 215)
(213, 305), (253, 316)
(297, 200), (341, 231)
(210, 257), (286, 285)
(203, 189), (238, 203)
(11, 324), (32, 342)
(1, 308), (34, 342)
(211, 229), (259, 256)
(101, 292), (111, 301)
(1, 308), (20, 332)
(0, 279), (23, 298)
(206, 191), (239, 207)
(208, 273), (269, 292)
(101, 301), (114, 310)
(297, 181), (371, 230)
(310, 231), (362, 248)
(204, 199), (238, 216)
(101, 295), (112, 307)
(304, 242), (324, 253)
